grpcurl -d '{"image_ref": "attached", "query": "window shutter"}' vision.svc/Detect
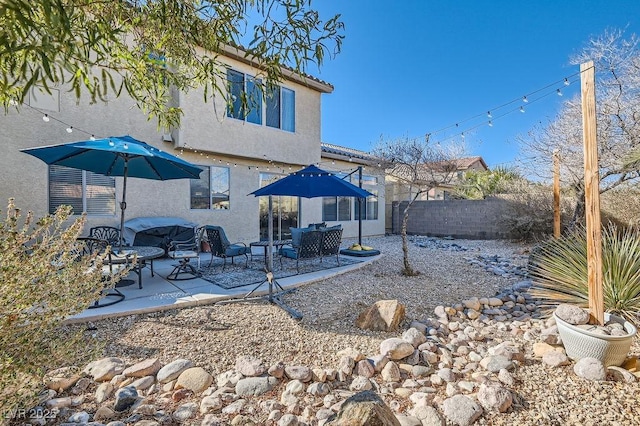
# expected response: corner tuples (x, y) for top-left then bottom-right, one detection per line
(85, 172), (116, 215)
(49, 165), (83, 214)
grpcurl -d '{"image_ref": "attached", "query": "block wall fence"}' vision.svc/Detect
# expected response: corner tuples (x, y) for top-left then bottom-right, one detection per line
(390, 199), (512, 239)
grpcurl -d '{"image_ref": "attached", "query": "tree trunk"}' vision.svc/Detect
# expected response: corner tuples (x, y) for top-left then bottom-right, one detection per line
(569, 183), (586, 230)
(400, 200), (418, 276)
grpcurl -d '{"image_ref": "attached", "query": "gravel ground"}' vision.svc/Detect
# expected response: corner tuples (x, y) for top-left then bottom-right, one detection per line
(75, 235), (640, 425)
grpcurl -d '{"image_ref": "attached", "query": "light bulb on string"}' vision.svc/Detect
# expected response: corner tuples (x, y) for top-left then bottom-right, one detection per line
(556, 89), (563, 97)
(90, 135), (96, 141)
(522, 96), (529, 103)
(564, 78), (570, 86)
(487, 111), (492, 119)
(488, 120), (493, 127)
(520, 106), (525, 113)
(66, 126), (73, 133)
(42, 114), (50, 122)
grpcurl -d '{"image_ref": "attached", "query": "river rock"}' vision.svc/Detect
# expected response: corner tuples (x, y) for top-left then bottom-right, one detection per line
(175, 367), (213, 393)
(442, 394), (483, 426)
(325, 390), (401, 425)
(555, 304), (589, 325)
(356, 299), (406, 331)
(157, 359), (194, 383)
(574, 357), (606, 381)
(122, 358), (162, 378)
(380, 338), (415, 360)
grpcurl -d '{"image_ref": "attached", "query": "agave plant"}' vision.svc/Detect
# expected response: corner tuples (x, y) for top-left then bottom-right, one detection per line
(529, 225), (640, 324)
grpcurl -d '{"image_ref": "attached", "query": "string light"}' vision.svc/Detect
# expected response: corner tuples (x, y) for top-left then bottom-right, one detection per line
(564, 78), (570, 86)
(487, 111), (492, 119)
(66, 126), (73, 133)
(520, 106), (525, 113)
(42, 114), (50, 122)
(556, 89), (563, 96)
(522, 96), (529, 103)
(488, 121), (493, 127)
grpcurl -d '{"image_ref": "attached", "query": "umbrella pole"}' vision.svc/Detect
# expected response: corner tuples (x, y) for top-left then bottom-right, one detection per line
(119, 159), (128, 252)
(267, 195), (274, 301)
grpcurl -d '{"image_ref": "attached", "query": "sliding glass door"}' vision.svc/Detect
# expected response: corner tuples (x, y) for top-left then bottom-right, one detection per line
(258, 173), (299, 241)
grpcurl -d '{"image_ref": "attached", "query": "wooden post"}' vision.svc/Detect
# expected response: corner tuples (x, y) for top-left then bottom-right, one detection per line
(553, 150), (561, 238)
(581, 60), (604, 326)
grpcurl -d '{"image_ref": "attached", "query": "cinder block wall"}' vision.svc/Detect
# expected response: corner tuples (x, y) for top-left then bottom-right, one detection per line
(391, 199), (511, 239)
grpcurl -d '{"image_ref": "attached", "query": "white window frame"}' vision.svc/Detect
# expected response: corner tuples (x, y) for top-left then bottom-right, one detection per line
(190, 165), (230, 210)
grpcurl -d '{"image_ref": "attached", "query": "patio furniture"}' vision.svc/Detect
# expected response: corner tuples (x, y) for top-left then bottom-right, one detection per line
(111, 245), (165, 288)
(123, 216), (198, 254)
(89, 226), (122, 247)
(320, 227), (343, 265)
(167, 235), (201, 280)
(250, 239), (292, 268)
(280, 229), (324, 273)
(75, 237), (127, 309)
(202, 225), (249, 270)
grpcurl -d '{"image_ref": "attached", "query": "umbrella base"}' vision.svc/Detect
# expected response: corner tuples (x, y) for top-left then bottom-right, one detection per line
(217, 277), (303, 320)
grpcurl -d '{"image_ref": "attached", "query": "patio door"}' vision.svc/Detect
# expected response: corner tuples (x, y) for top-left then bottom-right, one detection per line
(259, 173), (299, 241)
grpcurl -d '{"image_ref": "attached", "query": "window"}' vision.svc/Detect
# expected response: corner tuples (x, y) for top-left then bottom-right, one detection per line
(267, 86), (295, 132)
(226, 69), (262, 125)
(355, 175), (379, 220)
(49, 165), (115, 215)
(322, 173), (352, 222)
(190, 166), (230, 210)
(226, 69), (294, 132)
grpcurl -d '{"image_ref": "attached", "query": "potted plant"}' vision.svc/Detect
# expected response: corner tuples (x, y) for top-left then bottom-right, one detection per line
(529, 225), (640, 366)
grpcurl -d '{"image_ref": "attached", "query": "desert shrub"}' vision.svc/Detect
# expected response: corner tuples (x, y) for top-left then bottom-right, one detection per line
(497, 180), (573, 241)
(529, 225), (640, 324)
(601, 187), (640, 229)
(0, 200), (113, 412)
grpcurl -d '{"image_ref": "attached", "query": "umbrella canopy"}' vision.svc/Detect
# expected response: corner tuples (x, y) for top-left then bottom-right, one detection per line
(250, 164), (373, 199)
(22, 135), (202, 249)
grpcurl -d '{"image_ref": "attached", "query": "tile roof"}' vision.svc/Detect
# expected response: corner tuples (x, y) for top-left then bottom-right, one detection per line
(321, 143), (377, 162)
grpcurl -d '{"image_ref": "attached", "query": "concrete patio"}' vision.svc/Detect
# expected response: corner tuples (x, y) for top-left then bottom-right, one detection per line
(66, 252), (380, 324)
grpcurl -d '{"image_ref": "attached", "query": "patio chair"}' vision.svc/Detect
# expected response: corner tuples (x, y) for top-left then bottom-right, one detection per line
(75, 237), (128, 308)
(320, 227), (343, 265)
(202, 225), (249, 270)
(166, 231), (201, 280)
(88, 226), (122, 247)
(280, 229), (323, 273)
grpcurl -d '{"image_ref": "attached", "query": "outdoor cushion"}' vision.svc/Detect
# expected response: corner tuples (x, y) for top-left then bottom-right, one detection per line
(307, 222), (327, 229)
(290, 226), (313, 247)
(280, 246), (299, 259)
(321, 224), (342, 232)
(226, 244), (250, 257)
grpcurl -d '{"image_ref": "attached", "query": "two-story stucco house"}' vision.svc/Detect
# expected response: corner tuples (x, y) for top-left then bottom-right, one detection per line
(0, 45), (385, 244)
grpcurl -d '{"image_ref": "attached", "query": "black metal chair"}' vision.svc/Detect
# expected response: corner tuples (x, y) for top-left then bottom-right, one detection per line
(75, 237), (128, 308)
(166, 233), (201, 280)
(320, 227), (343, 265)
(203, 225), (249, 270)
(280, 229), (323, 273)
(89, 226), (122, 247)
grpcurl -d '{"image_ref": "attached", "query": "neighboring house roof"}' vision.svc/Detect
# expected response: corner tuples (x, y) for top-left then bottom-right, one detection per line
(455, 156), (488, 171)
(321, 142), (379, 164)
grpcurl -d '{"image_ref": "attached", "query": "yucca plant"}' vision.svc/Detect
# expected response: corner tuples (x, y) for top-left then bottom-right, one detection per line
(529, 224), (640, 325)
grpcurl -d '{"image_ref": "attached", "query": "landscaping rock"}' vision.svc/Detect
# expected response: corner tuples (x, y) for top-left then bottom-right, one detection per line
(356, 299), (406, 331)
(325, 390), (401, 425)
(442, 394), (483, 426)
(574, 357), (606, 381)
(555, 304), (589, 325)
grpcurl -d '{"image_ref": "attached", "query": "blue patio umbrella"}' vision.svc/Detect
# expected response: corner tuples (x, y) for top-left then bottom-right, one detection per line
(22, 135), (202, 249)
(249, 164), (372, 297)
(251, 164), (372, 199)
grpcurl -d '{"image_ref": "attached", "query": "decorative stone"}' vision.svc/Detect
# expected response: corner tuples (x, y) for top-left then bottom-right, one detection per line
(235, 377), (278, 397)
(477, 383), (512, 412)
(172, 402), (198, 422)
(114, 386), (139, 412)
(574, 357), (606, 381)
(175, 367), (213, 393)
(402, 328), (427, 347)
(381, 361), (402, 382)
(235, 355), (266, 377)
(284, 365), (312, 382)
(157, 359), (194, 384)
(607, 366), (637, 383)
(324, 390), (401, 425)
(84, 357), (126, 382)
(542, 351), (570, 367)
(409, 405), (444, 426)
(555, 304), (589, 325)
(356, 299), (406, 331)
(442, 395), (483, 426)
(43, 366), (83, 392)
(380, 338), (415, 360)
(122, 358), (162, 378)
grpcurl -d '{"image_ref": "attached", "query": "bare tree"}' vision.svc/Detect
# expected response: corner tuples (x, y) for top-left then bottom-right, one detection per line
(373, 135), (464, 276)
(518, 29), (640, 227)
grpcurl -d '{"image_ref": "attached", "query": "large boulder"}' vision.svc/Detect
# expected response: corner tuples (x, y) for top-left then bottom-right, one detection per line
(356, 300), (406, 331)
(325, 390), (401, 425)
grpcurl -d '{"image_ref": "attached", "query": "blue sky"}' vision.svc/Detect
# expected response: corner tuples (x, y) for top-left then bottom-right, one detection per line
(308, 1), (640, 168)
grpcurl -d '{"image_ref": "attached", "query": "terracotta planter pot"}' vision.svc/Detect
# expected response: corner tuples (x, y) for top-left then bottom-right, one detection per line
(554, 311), (637, 367)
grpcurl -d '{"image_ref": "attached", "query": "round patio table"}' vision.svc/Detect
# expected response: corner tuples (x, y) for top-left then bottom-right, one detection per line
(111, 246), (165, 288)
